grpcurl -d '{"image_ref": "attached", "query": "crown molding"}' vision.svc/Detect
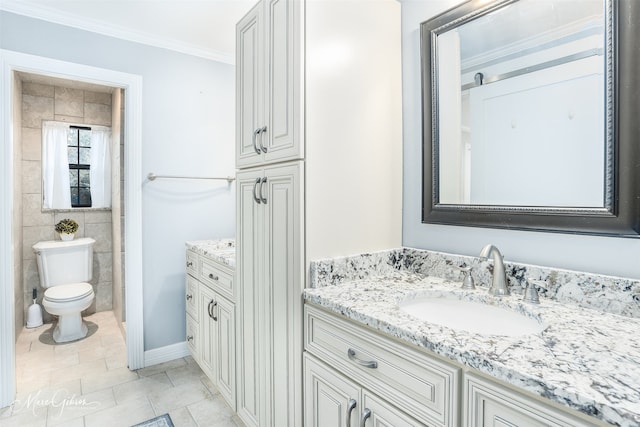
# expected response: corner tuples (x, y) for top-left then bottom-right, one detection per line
(0, 0), (235, 64)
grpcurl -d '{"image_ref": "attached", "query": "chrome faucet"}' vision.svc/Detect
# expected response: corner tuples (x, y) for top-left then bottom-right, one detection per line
(522, 279), (547, 304)
(479, 244), (509, 296)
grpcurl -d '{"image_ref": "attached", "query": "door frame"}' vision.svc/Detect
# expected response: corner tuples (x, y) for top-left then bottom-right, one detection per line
(0, 49), (145, 408)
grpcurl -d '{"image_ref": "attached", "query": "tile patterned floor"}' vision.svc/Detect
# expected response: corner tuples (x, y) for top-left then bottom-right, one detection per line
(0, 311), (243, 427)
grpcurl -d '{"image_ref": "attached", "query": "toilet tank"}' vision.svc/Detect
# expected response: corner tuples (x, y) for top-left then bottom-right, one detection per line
(32, 238), (95, 288)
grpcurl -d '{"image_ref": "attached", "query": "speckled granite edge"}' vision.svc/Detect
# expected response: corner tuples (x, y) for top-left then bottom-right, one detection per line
(185, 239), (235, 268)
(309, 247), (640, 318)
(303, 277), (640, 426)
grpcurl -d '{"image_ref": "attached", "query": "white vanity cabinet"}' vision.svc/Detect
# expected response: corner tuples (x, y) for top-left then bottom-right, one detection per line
(185, 249), (236, 410)
(185, 275), (200, 357)
(236, 0), (402, 426)
(236, 0), (300, 169)
(304, 305), (460, 427)
(464, 373), (599, 427)
(304, 354), (426, 427)
(197, 283), (236, 407)
(236, 161), (303, 427)
(304, 304), (607, 427)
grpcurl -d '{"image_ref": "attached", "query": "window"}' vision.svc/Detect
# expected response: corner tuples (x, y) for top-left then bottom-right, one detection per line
(67, 126), (92, 207)
(42, 121), (111, 210)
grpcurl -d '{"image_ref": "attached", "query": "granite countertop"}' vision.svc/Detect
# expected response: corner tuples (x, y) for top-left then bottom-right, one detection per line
(185, 239), (235, 268)
(304, 271), (640, 427)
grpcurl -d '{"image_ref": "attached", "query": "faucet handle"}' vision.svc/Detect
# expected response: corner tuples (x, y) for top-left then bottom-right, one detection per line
(522, 278), (547, 304)
(456, 265), (475, 290)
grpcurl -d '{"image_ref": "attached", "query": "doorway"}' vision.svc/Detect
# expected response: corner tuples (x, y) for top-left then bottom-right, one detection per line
(0, 49), (145, 408)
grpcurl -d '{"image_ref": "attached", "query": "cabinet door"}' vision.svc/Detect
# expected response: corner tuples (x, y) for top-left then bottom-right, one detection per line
(465, 373), (596, 427)
(186, 250), (198, 277)
(304, 355), (360, 427)
(185, 275), (199, 320)
(263, 161), (303, 427)
(236, 168), (265, 427)
(263, 0), (300, 164)
(361, 392), (427, 427)
(198, 285), (217, 379)
(214, 295), (236, 411)
(236, 2), (265, 168)
(186, 315), (199, 361)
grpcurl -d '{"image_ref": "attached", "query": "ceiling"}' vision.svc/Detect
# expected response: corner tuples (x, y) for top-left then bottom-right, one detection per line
(17, 71), (117, 93)
(0, 0), (256, 64)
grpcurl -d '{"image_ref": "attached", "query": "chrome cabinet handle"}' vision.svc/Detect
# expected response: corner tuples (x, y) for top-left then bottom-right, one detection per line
(207, 300), (214, 318)
(253, 177), (262, 204)
(186, 294), (192, 301)
(346, 399), (357, 426)
(347, 348), (378, 369)
(259, 177), (268, 204)
(187, 335), (193, 342)
(208, 273), (219, 281)
(359, 408), (371, 427)
(259, 125), (268, 153)
(252, 128), (262, 155)
(211, 301), (218, 321)
(186, 261), (193, 267)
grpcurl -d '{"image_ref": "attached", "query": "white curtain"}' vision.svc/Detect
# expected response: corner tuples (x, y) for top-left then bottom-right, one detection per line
(90, 128), (112, 208)
(42, 122), (72, 209)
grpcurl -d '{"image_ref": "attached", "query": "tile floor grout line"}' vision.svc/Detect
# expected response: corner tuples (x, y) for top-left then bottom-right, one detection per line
(9, 310), (242, 427)
(185, 403), (199, 427)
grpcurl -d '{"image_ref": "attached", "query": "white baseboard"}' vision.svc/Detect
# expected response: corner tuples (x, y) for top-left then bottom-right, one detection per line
(143, 341), (190, 368)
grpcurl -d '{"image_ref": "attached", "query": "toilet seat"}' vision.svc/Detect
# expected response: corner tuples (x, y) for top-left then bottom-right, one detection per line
(44, 283), (93, 302)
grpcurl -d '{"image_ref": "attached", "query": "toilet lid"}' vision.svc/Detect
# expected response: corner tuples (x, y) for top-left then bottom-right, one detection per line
(44, 283), (93, 302)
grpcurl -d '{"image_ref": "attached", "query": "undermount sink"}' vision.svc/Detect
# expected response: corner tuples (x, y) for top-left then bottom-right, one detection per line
(399, 295), (545, 337)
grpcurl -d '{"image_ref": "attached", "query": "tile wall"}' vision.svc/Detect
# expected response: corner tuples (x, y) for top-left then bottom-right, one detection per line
(112, 88), (126, 327)
(20, 79), (115, 323)
(13, 74), (24, 339)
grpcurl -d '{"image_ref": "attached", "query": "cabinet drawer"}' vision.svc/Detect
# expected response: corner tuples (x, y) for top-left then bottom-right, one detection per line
(362, 390), (427, 427)
(185, 275), (199, 320)
(186, 250), (198, 277)
(305, 305), (459, 427)
(186, 315), (199, 359)
(464, 373), (597, 427)
(200, 257), (235, 300)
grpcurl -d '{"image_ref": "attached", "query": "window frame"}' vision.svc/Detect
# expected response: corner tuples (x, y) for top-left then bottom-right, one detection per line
(68, 125), (92, 208)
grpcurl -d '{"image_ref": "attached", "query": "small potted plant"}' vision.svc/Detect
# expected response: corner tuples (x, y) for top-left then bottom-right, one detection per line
(55, 218), (79, 241)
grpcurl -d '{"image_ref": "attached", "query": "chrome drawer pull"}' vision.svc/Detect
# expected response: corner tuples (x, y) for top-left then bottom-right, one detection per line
(253, 177), (262, 204)
(347, 348), (378, 369)
(208, 273), (219, 281)
(259, 125), (268, 153)
(252, 128), (262, 155)
(360, 408), (371, 427)
(212, 301), (218, 321)
(186, 294), (192, 301)
(259, 177), (268, 204)
(186, 261), (193, 267)
(346, 399), (357, 426)
(187, 335), (193, 342)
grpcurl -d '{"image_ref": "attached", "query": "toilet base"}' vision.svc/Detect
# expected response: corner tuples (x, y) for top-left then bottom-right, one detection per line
(42, 287), (94, 343)
(52, 312), (88, 343)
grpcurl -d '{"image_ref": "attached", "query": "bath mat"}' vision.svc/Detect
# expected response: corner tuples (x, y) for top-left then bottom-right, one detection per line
(131, 413), (174, 427)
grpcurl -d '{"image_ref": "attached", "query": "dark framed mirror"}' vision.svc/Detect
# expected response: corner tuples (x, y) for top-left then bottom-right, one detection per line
(421, 0), (640, 236)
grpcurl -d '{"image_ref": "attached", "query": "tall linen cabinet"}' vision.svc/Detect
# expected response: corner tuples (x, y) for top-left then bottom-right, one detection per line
(235, 1), (402, 426)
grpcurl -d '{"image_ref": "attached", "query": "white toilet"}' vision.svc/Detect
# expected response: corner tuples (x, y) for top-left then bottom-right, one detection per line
(32, 237), (96, 343)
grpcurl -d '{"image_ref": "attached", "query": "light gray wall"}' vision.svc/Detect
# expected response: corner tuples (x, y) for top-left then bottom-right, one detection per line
(1, 11), (236, 350)
(401, 0), (640, 280)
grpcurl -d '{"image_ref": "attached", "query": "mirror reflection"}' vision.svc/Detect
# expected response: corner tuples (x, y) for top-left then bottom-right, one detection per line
(435, 0), (609, 207)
